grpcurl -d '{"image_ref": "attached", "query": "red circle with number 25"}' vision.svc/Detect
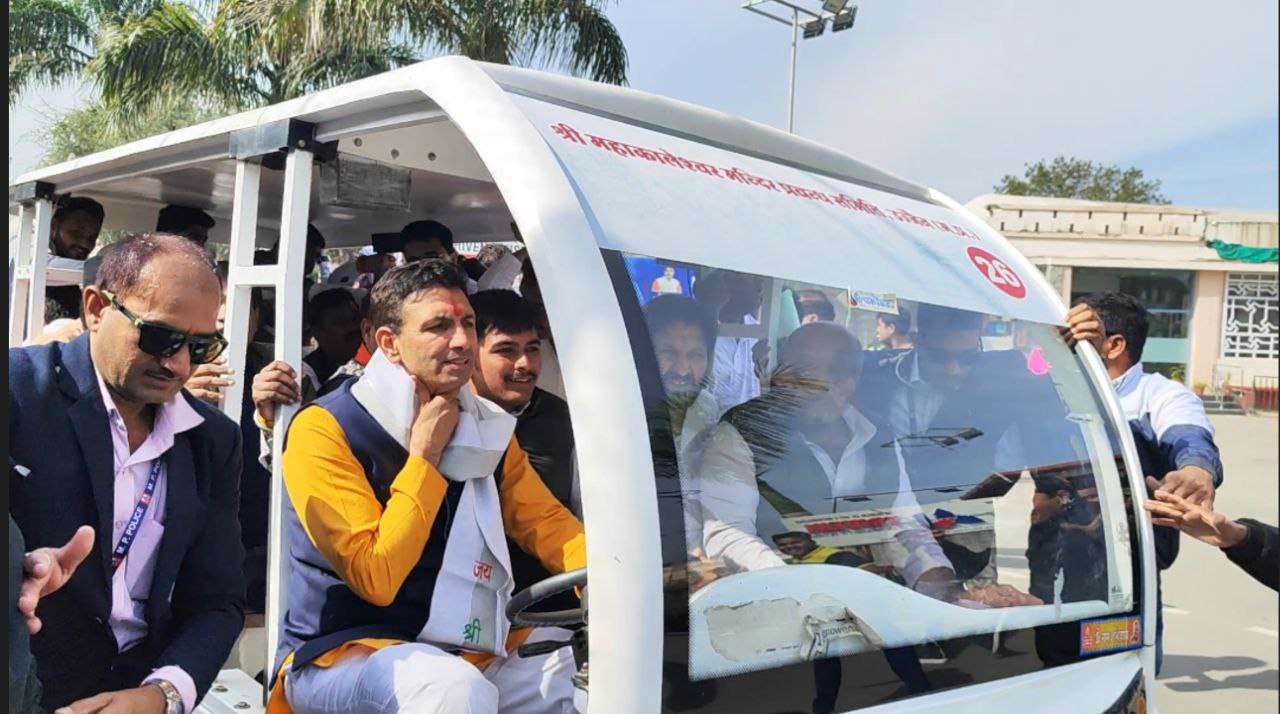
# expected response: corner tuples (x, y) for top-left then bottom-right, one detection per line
(966, 246), (1026, 299)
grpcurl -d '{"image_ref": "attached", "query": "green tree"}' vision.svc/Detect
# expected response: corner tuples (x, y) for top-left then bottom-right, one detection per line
(12, 0), (628, 158)
(8, 0), (92, 107)
(995, 156), (1169, 204)
(38, 100), (228, 164)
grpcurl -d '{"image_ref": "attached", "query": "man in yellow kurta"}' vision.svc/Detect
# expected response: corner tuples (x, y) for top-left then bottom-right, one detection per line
(269, 259), (585, 714)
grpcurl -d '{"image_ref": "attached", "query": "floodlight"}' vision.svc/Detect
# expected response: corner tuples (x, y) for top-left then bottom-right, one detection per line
(822, 0), (849, 13)
(802, 18), (826, 38)
(832, 6), (858, 32)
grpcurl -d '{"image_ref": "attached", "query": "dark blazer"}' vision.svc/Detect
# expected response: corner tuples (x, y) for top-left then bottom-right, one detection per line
(855, 349), (1071, 498)
(8, 334), (246, 709)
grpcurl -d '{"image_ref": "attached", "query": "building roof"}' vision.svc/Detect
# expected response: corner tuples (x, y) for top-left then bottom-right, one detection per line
(967, 193), (1278, 223)
(964, 193), (1278, 271)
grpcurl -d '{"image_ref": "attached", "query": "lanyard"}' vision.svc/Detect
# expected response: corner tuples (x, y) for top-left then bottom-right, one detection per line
(111, 459), (163, 572)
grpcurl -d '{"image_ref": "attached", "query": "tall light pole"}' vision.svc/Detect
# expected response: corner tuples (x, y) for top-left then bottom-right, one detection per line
(741, 1), (859, 133)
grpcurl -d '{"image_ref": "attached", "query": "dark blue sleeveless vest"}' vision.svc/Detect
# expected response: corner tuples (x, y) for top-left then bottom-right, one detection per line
(273, 380), (466, 679)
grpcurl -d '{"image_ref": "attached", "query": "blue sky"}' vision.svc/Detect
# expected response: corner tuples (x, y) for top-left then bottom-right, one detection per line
(9, 0), (1278, 209)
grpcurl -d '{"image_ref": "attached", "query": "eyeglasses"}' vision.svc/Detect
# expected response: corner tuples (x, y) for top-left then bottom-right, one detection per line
(103, 290), (228, 365)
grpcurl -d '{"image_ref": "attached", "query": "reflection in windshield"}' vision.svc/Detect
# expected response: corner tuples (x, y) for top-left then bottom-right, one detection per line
(621, 254), (1135, 703)
(693, 318), (1044, 606)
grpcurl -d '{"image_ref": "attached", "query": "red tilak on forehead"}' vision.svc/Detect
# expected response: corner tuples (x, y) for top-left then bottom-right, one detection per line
(449, 300), (465, 318)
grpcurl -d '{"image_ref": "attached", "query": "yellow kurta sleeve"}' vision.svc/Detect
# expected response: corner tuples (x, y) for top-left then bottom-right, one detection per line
(282, 407), (449, 607)
(499, 436), (588, 574)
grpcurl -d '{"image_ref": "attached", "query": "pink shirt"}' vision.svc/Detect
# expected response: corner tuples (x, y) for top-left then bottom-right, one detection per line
(97, 371), (203, 711)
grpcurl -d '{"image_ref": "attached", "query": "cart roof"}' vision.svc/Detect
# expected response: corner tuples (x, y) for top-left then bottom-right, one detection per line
(9, 56), (932, 248)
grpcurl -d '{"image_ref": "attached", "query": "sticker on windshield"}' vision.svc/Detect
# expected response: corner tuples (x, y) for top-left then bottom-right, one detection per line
(967, 246), (1027, 299)
(847, 289), (899, 315)
(1026, 346), (1052, 375)
(1080, 615), (1143, 656)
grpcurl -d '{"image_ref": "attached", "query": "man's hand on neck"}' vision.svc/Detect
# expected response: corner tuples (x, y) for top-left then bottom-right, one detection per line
(409, 380), (462, 465)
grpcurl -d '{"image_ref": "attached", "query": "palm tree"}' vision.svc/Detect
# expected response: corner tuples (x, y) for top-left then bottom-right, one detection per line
(9, 0), (628, 126)
(8, 0), (95, 106)
(222, 0), (629, 86)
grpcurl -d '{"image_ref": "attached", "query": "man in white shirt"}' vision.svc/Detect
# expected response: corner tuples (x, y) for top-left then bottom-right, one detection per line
(1078, 291), (1223, 674)
(644, 295), (721, 451)
(1077, 293), (1221, 511)
(696, 269), (767, 413)
(696, 322), (1039, 608)
(650, 265), (683, 297)
(642, 295), (723, 561)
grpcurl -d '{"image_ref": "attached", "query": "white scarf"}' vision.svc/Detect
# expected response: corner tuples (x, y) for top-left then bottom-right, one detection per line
(351, 350), (517, 655)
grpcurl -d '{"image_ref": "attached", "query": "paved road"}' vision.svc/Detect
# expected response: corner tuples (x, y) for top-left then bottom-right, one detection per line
(1154, 414), (1279, 714)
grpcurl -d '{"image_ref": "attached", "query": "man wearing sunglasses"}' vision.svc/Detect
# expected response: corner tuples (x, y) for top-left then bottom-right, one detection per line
(859, 305), (1021, 481)
(860, 304), (1100, 485)
(855, 304), (1105, 592)
(9, 233), (245, 714)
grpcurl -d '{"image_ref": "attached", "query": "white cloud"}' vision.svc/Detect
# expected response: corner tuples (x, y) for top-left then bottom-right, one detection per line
(798, 0), (1279, 200)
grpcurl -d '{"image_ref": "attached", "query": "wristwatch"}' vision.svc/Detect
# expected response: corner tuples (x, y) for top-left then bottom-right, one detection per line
(149, 679), (185, 714)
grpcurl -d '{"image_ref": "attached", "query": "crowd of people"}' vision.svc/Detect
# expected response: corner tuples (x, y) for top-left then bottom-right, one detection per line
(7, 194), (1276, 714)
(9, 199), (581, 714)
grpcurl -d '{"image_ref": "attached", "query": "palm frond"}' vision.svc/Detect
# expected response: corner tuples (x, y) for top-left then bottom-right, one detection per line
(511, 0), (628, 85)
(89, 2), (262, 123)
(217, 0), (456, 62)
(449, 0), (519, 64)
(275, 41), (419, 98)
(8, 0), (95, 104)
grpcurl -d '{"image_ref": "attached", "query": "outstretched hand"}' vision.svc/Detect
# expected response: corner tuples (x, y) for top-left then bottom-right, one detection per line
(1153, 467), (1216, 510)
(19, 525), (95, 635)
(1144, 478), (1247, 549)
(959, 583), (1045, 608)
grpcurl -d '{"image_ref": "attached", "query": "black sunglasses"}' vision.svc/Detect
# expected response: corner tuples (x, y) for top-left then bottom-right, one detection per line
(103, 290), (228, 365)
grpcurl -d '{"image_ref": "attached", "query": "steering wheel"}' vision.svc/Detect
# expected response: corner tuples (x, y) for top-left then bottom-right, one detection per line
(506, 567), (588, 628)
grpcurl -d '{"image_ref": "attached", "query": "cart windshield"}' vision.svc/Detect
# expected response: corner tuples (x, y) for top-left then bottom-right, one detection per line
(608, 253), (1143, 710)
